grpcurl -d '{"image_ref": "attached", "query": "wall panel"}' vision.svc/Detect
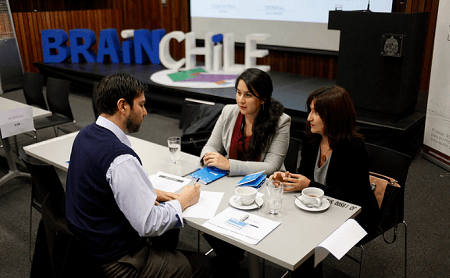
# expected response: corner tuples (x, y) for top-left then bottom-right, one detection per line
(12, 9), (123, 73)
(11, 0), (439, 92)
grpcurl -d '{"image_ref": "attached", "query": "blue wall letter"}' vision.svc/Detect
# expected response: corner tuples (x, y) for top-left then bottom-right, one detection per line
(69, 29), (97, 63)
(41, 29), (70, 63)
(97, 29), (122, 63)
(134, 29), (166, 64)
(122, 39), (134, 64)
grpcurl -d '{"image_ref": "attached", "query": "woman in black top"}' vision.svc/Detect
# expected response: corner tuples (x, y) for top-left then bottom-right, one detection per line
(271, 85), (379, 277)
(271, 85), (379, 232)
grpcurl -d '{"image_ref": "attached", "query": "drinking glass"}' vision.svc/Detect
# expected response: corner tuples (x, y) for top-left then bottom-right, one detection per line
(266, 180), (283, 215)
(167, 136), (181, 164)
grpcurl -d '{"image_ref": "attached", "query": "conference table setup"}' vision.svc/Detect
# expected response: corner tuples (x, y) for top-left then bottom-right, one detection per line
(0, 97), (51, 186)
(24, 131), (363, 277)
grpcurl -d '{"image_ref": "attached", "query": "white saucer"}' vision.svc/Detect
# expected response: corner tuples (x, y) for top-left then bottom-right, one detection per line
(229, 195), (264, 210)
(295, 197), (330, 212)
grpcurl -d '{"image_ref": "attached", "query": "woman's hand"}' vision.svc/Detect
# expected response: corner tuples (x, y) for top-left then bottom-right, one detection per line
(269, 171), (310, 192)
(282, 173), (310, 192)
(269, 171), (288, 186)
(202, 152), (230, 171)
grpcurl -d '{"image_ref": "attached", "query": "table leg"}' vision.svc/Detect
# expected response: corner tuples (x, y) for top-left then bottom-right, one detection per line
(0, 136), (31, 186)
(248, 253), (261, 278)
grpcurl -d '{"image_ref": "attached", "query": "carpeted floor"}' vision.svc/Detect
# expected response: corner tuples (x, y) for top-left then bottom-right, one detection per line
(1, 88), (449, 278)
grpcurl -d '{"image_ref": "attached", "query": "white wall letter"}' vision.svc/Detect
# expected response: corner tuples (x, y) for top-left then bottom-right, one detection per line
(159, 31), (186, 70)
(245, 34), (271, 72)
(223, 33), (245, 73)
(185, 32), (214, 71)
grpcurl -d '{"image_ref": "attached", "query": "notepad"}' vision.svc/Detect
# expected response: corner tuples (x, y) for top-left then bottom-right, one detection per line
(190, 166), (228, 184)
(237, 171), (267, 189)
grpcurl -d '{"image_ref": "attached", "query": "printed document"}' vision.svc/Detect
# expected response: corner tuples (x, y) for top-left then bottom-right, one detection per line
(203, 207), (281, 244)
(149, 171), (191, 193)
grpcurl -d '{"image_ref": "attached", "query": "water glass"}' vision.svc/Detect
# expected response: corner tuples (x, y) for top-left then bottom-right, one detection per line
(167, 136), (181, 164)
(266, 180), (283, 215)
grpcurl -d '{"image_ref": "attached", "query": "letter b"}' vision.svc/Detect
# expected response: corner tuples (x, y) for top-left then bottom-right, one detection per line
(41, 29), (70, 63)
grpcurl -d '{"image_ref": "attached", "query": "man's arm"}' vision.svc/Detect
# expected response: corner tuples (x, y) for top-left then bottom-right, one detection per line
(107, 155), (198, 237)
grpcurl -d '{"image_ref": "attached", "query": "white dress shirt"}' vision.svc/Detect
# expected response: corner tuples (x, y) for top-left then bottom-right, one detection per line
(96, 116), (184, 237)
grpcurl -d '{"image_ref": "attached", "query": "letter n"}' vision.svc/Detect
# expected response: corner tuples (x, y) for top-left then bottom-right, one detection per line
(134, 29), (166, 64)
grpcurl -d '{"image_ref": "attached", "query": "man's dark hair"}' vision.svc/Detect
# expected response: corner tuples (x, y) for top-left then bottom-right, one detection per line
(96, 73), (147, 115)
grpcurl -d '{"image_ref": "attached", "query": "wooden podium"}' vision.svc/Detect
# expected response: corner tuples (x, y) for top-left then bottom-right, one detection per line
(328, 11), (428, 120)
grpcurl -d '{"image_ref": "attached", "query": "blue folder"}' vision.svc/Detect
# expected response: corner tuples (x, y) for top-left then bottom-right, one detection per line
(190, 166), (228, 184)
(237, 171), (267, 189)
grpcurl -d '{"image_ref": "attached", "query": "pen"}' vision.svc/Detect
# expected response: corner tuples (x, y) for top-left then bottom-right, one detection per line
(240, 214), (249, 222)
(239, 214), (259, 228)
(196, 178), (200, 183)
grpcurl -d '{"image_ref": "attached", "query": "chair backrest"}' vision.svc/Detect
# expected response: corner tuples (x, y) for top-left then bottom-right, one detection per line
(41, 192), (70, 278)
(181, 102), (225, 134)
(92, 82), (99, 119)
(19, 145), (65, 207)
(284, 137), (302, 173)
(181, 131), (212, 157)
(366, 143), (411, 226)
(46, 77), (74, 121)
(41, 192), (101, 278)
(23, 72), (47, 110)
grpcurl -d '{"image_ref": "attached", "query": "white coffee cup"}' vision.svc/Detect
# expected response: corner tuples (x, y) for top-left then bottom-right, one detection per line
(301, 187), (324, 208)
(235, 187), (257, 206)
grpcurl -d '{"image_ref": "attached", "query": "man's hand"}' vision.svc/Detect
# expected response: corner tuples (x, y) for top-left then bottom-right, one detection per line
(177, 183), (202, 211)
(155, 189), (179, 202)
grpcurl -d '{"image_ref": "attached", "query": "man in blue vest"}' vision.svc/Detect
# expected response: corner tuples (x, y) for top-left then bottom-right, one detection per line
(66, 73), (212, 277)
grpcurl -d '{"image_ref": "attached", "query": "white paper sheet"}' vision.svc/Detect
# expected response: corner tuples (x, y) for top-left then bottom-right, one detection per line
(203, 207), (281, 245)
(0, 106), (34, 138)
(182, 191), (224, 219)
(149, 171), (191, 193)
(314, 218), (367, 266)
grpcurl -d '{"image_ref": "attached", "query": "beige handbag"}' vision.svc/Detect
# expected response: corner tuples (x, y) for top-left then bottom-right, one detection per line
(369, 171), (401, 209)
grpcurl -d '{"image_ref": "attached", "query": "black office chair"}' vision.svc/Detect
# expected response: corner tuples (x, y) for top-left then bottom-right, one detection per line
(33, 77), (76, 138)
(19, 145), (66, 262)
(30, 192), (101, 278)
(92, 81), (99, 119)
(181, 131), (212, 157)
(23, 72), (47, 110)
(180, 100), (224, 134)
(347, 143), (411, 277)
(17, 72), (47, 144)
(284, 137), (302, 173)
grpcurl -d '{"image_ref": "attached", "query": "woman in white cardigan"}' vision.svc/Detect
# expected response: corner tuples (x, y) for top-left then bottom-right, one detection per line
(200, 68), (291, 277)
(200, 68), (291, 177)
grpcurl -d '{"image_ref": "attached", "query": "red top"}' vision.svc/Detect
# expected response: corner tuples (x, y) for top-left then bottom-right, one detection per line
(229, 112), (260, 161)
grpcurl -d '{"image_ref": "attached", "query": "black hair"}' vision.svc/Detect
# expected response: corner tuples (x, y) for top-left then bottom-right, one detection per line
(235, 68), (284, 160)
(96, 73), (147, 116)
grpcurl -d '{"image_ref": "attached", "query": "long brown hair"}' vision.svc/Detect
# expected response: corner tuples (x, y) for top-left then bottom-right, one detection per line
(306, 86), (363, 148)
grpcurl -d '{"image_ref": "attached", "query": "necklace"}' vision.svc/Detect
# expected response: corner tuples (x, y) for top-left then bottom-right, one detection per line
(321, 148), (332, 163)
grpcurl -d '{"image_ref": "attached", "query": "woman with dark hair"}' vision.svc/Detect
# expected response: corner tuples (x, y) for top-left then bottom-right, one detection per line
(270, 85), (379, 278)
(200, 68), (290, 277)
(201, 68), (291, 176)
(271, 85), (379, 231)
